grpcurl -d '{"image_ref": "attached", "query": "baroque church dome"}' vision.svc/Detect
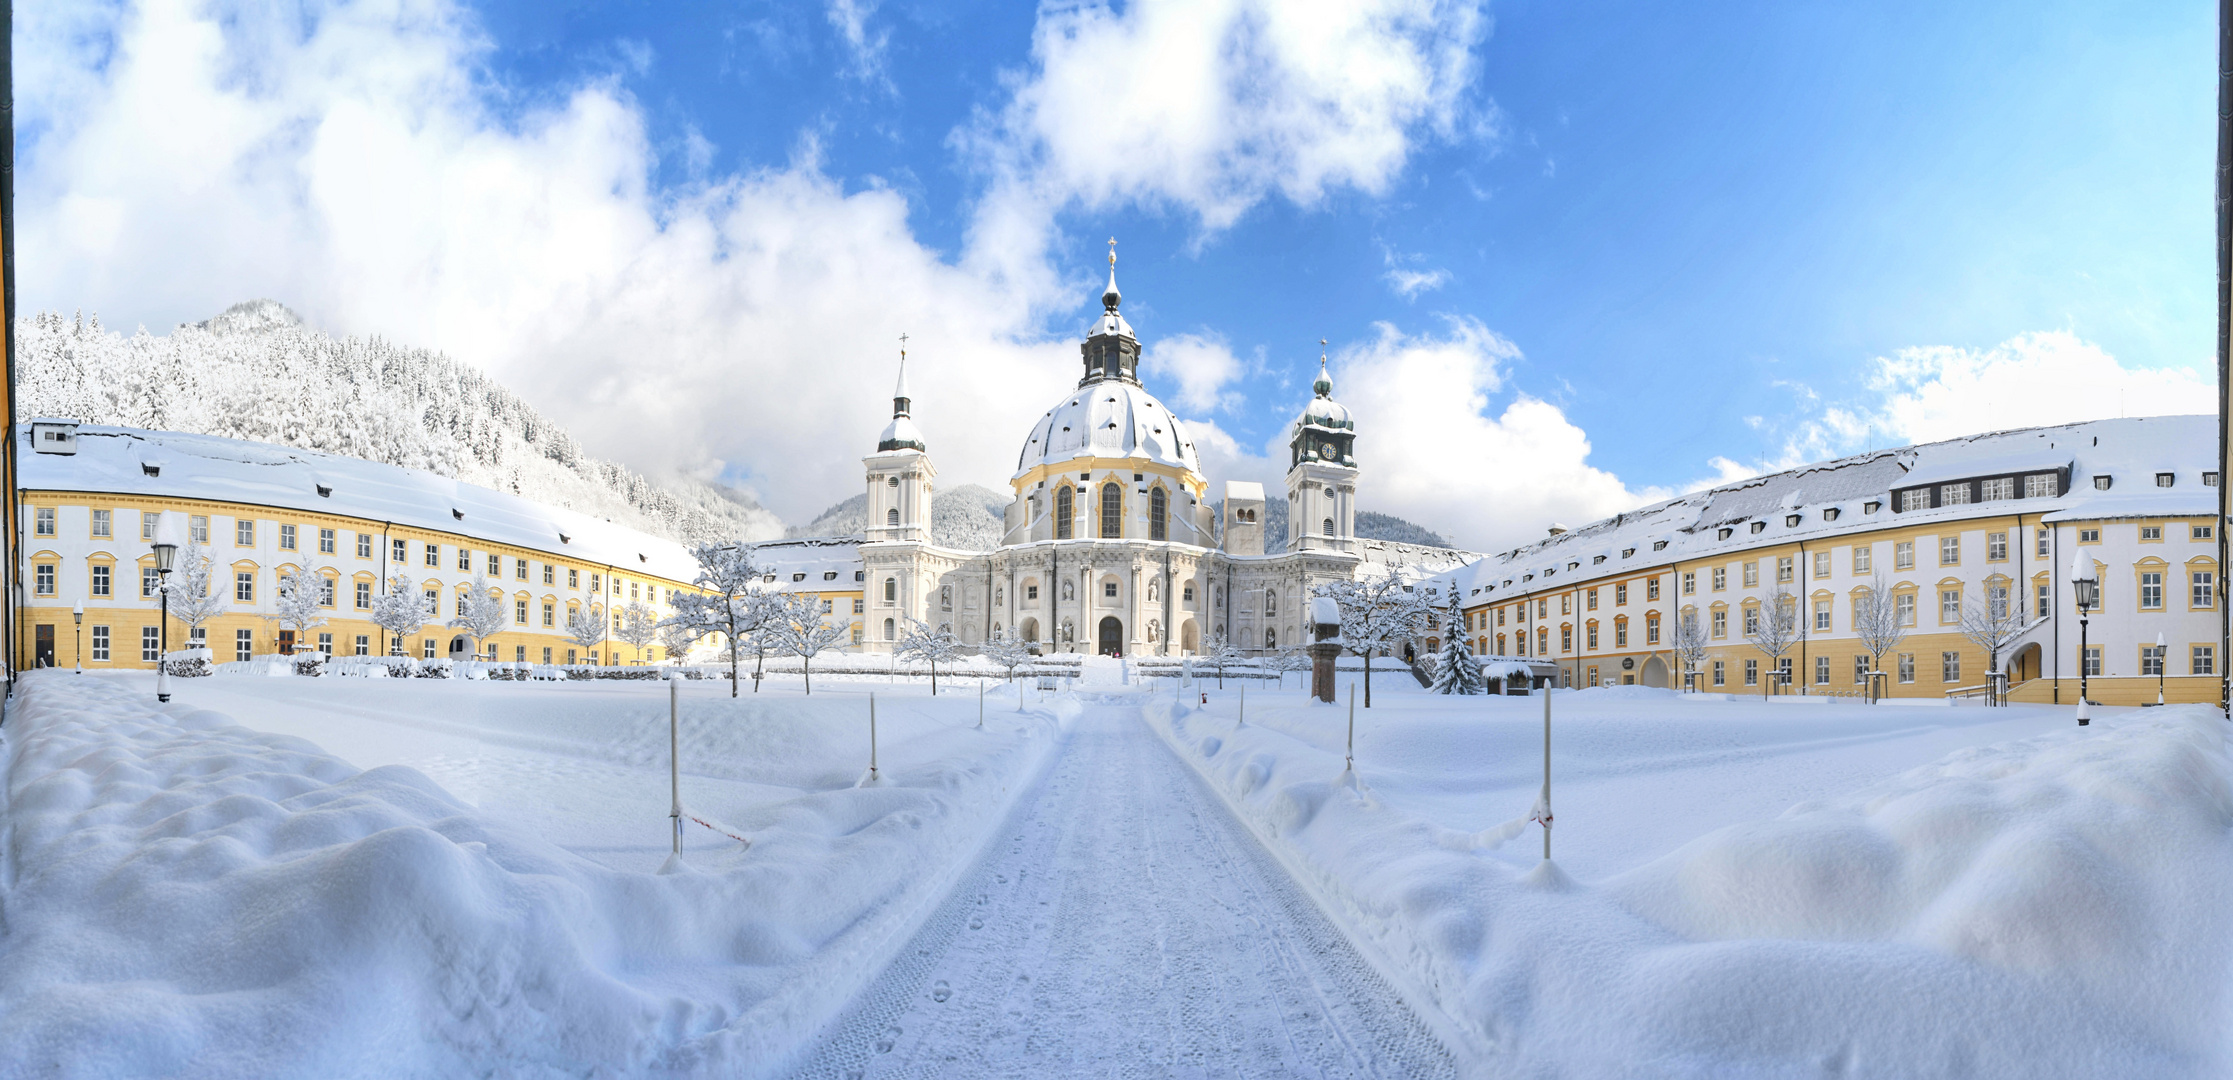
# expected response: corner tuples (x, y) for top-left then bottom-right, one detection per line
(1014, 250), (1201, 477)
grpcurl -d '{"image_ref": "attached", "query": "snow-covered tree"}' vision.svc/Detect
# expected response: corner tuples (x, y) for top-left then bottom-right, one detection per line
(980, 628), (1034, 689)
(1670, 608), (1711, 692)
(893, 617), (964, 695)
(1852, 574), (1908, 696)
(274, 565), (331, 651)
(767, 593), (850, 694)
(1744, 583), (1801, 698)
(1273, 647), (1314, 689)
(1427, 593), (1484, 695)
(1314, 569), (1434, 707)
(1201, 628), (1245, 688)
(369, 573), (425, 655)
(164, 544), (228, 645)
(614, 599), (660, 663)
(1960, 581), (2034, 704)
(564, 601), (608, 663)
(448, 575), (509, 661)
(657, 616), (704, 665)
(667, 542), (772, 696)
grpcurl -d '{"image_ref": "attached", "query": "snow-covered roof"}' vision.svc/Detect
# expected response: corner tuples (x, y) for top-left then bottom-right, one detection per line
(1018, 381), (1201, 476)
(21, 422), (704, 583)
(745, 538), (865, 594)
(1224, 480), (1265, 502)
(1451, 414), (2217, 603)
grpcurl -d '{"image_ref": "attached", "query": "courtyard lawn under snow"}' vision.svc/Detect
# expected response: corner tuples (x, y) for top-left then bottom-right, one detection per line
(3, 666), (2229, 1077)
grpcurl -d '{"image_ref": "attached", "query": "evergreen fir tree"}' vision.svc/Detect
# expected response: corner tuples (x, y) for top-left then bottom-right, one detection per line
(1428, 591), (1484, 695)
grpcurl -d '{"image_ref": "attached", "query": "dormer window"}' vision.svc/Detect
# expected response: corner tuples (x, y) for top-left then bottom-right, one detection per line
(2156, 472), (2175, 487)
(315, 484), (333, 497)
(792, 573), (807, 582)
(1749, 521), (1766, 534)
(1863, 501), (1880, 514)
(1823, 507), (1840, 521)
(1592, 555), (1606, 564)
(1621, 547), (1636, 558)
(1784, 514), (1801, 527)
(1652, 540), (1668, 551)
(1717, 527), (1733, 540)
(2094, 475), (2113, 490)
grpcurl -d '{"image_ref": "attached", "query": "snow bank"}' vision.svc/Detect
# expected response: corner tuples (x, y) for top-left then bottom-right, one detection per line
(0, 672), (1074, 1078)
(1145, 694), (2233, 1077)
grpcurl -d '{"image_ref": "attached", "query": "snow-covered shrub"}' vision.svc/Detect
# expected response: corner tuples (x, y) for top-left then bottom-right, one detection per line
(413, 659), (454, 679)
(326, 656), (412, 678)
(292, 654), (326, 677)
(562, 666), (662, 681)
(161, 648), (213, 678)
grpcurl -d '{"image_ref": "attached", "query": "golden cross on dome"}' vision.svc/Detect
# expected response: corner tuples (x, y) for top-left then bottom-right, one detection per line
(898, 331), (908, 358)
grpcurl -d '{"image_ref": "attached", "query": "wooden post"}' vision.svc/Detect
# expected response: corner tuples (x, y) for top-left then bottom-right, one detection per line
(669, 677), (682, 855)
(1541, 682), (1552, 861)
(869, 692), (879, 781)
(1345, 683), (1355, 772)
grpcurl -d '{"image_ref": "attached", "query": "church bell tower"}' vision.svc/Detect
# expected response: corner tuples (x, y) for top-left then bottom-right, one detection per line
(866, 339), (935, 544)
(1286, 345), (1357, 554)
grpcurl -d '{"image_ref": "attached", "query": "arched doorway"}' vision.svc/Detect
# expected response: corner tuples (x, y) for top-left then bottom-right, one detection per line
(1021, 618), (1039, 644)
(1639, 655), (1669, 688)
(449, 634), (470, 657)
(1098, 616), (1123, 656)
(1180, 620), (1198, 655)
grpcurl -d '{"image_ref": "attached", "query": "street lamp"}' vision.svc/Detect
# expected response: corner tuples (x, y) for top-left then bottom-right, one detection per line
(2069, 548), (2097, 726)
(152, 521), (179, 704)
(2156, 630), (2167, 706)
(72, 604), (84, 673)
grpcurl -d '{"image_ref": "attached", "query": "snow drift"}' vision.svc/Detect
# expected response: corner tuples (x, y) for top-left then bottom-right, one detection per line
(1146, 695), (2233, 1078)
(0, 673), (1069, 1078)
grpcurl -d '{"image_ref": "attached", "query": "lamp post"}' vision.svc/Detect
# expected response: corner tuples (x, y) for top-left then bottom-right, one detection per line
(2069, 549), (2097, 726)
(72, 604), (84, 673)
(152, 531), (178, 703)
(2156, 630), (2167, 706)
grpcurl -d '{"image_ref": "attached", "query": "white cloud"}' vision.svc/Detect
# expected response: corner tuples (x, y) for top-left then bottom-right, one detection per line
(962, 0), (1490, 275)
(1383, 266), (1450, 299)
(1326, 319), (1649, 551)
(1858, 331), (2213, 444)
(16, 0), (1500, 528)
(1140, 332), (1247, 413)
(826, 0), (891, 85)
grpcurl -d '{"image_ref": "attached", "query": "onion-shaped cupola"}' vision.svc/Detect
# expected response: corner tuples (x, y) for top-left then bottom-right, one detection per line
(877, 341), (928, 452)
(1290, 344), (1356, 468)
(1079, 238), (1141, 387)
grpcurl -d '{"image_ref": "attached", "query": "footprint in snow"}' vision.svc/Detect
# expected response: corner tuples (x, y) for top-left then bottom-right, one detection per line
(931, 980), (952, 1003)
(875, 1025), (902, 1053)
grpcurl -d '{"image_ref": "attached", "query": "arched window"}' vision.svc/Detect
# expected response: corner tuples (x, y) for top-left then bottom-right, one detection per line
(883, 577), (897, 603)
(1150, 488), (1167, 541)
(887, 508), (900, 526)
(1055, 485), (1074, 539)
(882, 618), (895, 640)
(1322, 518), (1335, 536)
(1100, 483), (1122, 538)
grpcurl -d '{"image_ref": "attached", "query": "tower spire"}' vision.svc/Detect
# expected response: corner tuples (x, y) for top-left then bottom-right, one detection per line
(893, 333), (912, 416)
(1102, 237), (1121, 310)
(1314, 338), (1332, 397)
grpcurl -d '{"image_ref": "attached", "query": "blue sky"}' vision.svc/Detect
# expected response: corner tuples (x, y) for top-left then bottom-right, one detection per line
(15, 0), (2219, 548)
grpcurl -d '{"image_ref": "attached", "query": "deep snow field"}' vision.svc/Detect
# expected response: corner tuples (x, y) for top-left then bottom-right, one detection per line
(3, 665), (2229, 1078)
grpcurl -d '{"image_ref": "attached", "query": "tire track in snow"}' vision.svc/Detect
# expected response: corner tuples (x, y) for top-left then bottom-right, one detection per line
(790, 704), (1455, 1079)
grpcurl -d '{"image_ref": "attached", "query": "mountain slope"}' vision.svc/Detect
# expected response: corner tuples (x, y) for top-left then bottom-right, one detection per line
(17, 302), (782, 544)
(788, 483), (1011, 551)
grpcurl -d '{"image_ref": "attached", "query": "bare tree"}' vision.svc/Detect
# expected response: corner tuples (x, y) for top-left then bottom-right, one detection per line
(980, 628), (1034, 692)
(894, 617), (964, 695)
(166, 544), (229, 648)
(666, 542), (771, 696)
(1315, 569), (1434, 707)
(564, 601), (608, 663)
(448, 575), (510, 661)
(614, 599), (661, 663)
(1744, 583), (1801, 699)
(1670, 607), (1710, 692)
(657, 616), (704, 666)
(369, 573), (425, 657)
(1852, 574), (1909, 700)
(274, 565), (331, 654)
(768, 592), (850, 694)
(1959, 581), (2035, 705)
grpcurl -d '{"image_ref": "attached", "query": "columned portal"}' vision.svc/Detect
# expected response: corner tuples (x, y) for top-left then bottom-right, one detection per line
(1098, 616), (1124, 656)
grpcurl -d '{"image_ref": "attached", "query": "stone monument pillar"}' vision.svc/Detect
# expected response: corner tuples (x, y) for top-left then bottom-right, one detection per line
(1309, 596), (1342, 704)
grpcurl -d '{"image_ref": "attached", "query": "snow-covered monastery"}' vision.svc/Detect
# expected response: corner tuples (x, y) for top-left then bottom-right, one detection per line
(853, 252), (1453, 656)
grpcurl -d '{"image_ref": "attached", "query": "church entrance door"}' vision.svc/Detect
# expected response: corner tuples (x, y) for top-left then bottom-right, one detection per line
(1097, 617), (1123, 657)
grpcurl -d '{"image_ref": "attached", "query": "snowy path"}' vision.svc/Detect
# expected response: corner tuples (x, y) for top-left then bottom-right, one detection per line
(793, 702), (1456, 1079)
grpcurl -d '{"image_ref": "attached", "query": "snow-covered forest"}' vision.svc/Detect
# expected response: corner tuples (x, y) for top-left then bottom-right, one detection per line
(789, 484), (1011, 550)
(16, 302), (782, 544)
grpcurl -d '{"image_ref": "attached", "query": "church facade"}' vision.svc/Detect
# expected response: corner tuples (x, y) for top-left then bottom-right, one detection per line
(857, 254), (1451, 657)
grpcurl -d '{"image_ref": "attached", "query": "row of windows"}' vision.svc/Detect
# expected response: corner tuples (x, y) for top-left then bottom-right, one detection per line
(1045, 481), (1174, 542)
(1686, 644), (2221, 688)
(28, 507), (679, 600)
